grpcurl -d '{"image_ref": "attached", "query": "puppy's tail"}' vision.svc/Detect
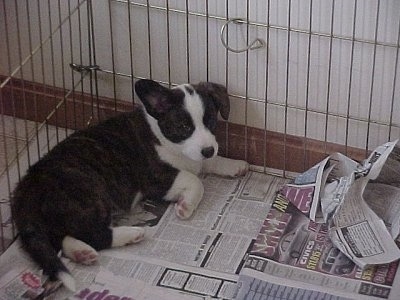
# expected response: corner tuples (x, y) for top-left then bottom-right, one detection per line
(19, 226), (76, 292)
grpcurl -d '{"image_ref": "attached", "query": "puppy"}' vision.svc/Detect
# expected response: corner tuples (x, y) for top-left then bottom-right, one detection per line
(11, 79), (249, 291)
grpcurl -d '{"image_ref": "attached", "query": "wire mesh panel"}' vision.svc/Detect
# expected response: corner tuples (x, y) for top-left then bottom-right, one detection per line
(1, 0), (400, 252)
(0, 0), (99, 252)
(88, 0), (400, 174)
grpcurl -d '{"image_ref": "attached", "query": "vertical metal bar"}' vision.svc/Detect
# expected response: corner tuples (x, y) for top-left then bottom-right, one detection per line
(3, 1), (22, 181)
(0, 2), (12, 248)
(244, 0), (250, 162)
(3, 1), (20, 243)
(224, 0), (229, 157)
(0, 90), (10, 251)
(388, 12), (400, 141)
(205, 0), (209, 82)
(36, 0), (51, 152)
(0, 2), (12, 197)
(25, 0), (41, 161)
(263, 0), (271, 173)
(77, 0), (86, 128)
(283, 0), (292, 177)
(146, 0), (153, 79)
(68, 0), (78, 130)
(365, 0), (380, 154)
(303, 0), (313, 171)
(85, 0), (95, 123)
(166, 0), (171, 87)
(88, 0), (100, 119)
(323, 0), (335, 154)
(127, 0), (135, 102)
(345, 0), (357, 155)
(57, 0), (68, 137)
(107, 0), (117, 113)
(89, 0), (99, 121)
(14, 0), (31, 166)
(185, 0), (190, 82)
(47, 0), (60, 142)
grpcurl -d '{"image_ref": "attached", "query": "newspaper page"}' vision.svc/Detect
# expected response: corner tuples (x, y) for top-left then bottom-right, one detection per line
(327, 141), (400, 267)
(237, 141), (400, 300)
(0, 171), (288, 299)
(364, 145), (400, 240)
(238, 193), (400, 299)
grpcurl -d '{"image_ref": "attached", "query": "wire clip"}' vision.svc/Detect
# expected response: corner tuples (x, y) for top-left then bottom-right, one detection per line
(70, 63), (99, 73)
(220, 18), (266, 53)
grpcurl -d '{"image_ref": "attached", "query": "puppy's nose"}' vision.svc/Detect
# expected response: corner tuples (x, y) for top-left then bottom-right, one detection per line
(201, 146), (215, 159)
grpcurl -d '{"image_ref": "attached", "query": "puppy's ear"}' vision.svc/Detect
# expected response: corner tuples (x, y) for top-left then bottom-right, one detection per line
(135, 79), (172, 119)
(195, 82), (230, 120)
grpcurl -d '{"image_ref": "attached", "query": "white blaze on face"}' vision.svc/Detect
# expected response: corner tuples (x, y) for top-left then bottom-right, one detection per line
(179, 85), (218, 161)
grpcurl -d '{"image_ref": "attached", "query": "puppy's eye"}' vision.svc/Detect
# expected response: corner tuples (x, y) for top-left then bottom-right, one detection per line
(180, 123), (192, 132)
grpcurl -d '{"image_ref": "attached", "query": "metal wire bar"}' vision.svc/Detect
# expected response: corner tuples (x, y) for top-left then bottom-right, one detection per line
(112, 0), (400, 49)
(365, 0), (381, 155)
(25, 0), (41, 162)
(95, 68), (400, 130)
(47, 0), (60, 143)
(244, 0), (250, 162)
(206, 0), (209, 82)
(283, 0), (292, 178)
(108, 0), (118, 113)
(263, 0), (271, 173)
(224, 0), (229, 158)
(14, 0), (31, 168)
(185, 0), (190, 82)
(166, 0), (171, 87)
(127, 0), (135, 102)
(77, 1), (87, 128)
(303, 0), (313, 170)
(146, 0), (153, 78)
(88, 0), (100, 122)
(57, 0), (68, 138)
(68, 0), (78, 130)
(3, 0), (22, 183)
(388, 9), (400, 141)
(323, 0), (336, 154)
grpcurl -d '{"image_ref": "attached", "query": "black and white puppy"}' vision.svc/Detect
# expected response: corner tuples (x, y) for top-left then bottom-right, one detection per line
(12, 79), (248, 291)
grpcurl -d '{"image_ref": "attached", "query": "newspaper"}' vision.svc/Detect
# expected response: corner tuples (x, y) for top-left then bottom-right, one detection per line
(2, 141), (400, 300)
(0, 171), (288, 299)
(237, 141), (400, 300)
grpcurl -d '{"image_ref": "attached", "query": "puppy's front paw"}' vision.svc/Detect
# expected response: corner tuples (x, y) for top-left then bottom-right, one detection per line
(175, 196), (195, 219)
(222, 159), (249, 177)
(232, 160), (249, 177)
(203, 156), (249, 177)
(112, 226), (145, 247)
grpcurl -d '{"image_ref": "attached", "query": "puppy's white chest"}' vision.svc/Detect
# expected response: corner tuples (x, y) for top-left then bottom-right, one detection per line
(155, 144), (202, 175)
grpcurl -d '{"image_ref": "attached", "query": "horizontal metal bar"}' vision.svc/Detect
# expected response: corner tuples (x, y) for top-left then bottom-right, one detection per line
(96, 68), (400, 129)
(111, 0), (400, 49)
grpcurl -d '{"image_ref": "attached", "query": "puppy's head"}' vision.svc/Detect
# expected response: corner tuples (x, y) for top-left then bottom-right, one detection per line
(135, 79), (230, 161)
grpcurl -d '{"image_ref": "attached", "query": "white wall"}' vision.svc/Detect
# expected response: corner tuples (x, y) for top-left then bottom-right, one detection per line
(1, 0), (400, 150)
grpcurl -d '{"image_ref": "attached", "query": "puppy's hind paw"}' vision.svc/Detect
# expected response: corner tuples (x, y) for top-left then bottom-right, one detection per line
(62, 236), (98, 265)
(72, 249), (98, 265)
